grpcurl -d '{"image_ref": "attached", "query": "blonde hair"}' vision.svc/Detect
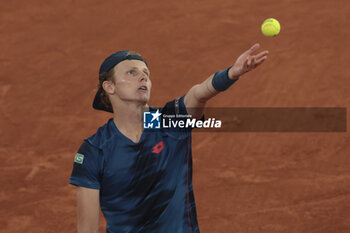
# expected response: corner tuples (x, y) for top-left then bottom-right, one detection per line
(97, 68), (115, 112)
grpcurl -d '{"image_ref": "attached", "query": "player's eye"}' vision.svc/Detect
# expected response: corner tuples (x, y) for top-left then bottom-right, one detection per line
(127, 70), (138, 76)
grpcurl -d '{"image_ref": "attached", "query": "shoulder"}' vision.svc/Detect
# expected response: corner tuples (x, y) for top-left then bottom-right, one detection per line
(85, 118), (117, 149)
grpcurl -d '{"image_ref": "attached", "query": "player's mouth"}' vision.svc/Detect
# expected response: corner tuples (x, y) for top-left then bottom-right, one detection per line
(138, 85), (148, 92)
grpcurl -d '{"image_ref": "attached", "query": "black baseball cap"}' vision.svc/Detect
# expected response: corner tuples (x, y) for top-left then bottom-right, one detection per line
(92, 50), (147, 113)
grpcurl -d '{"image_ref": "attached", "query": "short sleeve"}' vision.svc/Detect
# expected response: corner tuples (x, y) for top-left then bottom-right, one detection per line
(177, 95), (189, 115)
(162, 95), (188, 116)
(69, 140), (103, 189)
(159, 96), (194, 136)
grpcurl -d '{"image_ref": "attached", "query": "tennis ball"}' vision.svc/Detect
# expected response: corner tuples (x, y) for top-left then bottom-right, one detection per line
(261, 18), (281, 37)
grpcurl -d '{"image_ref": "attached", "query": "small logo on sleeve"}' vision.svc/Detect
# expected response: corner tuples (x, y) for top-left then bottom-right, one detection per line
(74, 153), (84, 164)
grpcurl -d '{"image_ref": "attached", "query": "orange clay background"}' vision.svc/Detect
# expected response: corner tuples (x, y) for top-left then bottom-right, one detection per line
(1, 0), (350, 232)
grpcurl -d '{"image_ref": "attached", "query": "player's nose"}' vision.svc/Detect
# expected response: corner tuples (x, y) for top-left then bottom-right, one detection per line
(139, 72), (149, 82)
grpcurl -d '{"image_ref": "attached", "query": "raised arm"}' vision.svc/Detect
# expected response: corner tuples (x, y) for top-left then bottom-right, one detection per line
(184, 43), (268, 119)
(76, 187), (100, 233)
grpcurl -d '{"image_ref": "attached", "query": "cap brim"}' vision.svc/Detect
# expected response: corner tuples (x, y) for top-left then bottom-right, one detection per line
(92, 89), (113, 113)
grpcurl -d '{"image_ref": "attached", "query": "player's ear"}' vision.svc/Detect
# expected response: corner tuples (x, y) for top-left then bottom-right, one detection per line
(102, 80), (115, 94)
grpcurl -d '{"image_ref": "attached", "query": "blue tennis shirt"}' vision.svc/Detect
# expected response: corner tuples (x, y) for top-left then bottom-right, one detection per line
(69, 96), (200, 233)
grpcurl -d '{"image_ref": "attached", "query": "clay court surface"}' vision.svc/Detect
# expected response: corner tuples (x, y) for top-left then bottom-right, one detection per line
(1, 0), (350, 232)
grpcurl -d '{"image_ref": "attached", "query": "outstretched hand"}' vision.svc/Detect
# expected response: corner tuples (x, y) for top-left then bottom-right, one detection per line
(228, 43), (269, 80)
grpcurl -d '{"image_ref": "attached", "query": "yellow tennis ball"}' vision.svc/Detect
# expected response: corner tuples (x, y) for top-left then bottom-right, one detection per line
(261, 18), (281, 37)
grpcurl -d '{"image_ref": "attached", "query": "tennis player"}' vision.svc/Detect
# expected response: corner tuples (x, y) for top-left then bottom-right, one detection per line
(69, 44), (268, 233)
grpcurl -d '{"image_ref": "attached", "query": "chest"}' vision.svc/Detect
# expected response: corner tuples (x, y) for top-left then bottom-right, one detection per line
(100, 131), (190, 196)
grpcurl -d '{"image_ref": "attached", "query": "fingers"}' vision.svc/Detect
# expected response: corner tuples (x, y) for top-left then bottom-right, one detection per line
(239, 44), (268, 74)
(255, 50), (269, 60)
(243, 57), (249, 69)
(247, 56), (251, 66)
(256, 55), (267, 64)
(243, 56), (254, 72)
(249, 49), (268, 65)
(246, 54), (267, 70)
(246, 43), (260, 55)
(245, 55), (255, 68)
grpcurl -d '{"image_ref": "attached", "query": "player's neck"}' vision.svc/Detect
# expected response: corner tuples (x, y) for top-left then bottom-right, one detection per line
(112, 101), (148, 143)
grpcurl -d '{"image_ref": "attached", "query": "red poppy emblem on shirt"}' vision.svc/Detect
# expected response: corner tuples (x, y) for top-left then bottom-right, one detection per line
(152, 141), (164, 154)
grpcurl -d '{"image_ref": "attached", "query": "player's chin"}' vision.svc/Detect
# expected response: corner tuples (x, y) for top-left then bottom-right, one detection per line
(135, 93), (150, 105)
